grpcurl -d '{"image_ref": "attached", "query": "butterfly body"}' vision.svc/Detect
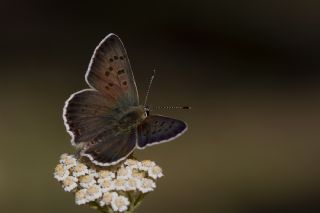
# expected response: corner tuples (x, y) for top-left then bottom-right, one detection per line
(63, 33), (187, 166)
(117, 105), (146, 131)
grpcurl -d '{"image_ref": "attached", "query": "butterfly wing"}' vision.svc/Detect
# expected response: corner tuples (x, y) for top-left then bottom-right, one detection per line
(63, 89), (137, 165)
(82, 128), (137, 166)
(63, 89), (119, 145)
(137, 115), (188, 149)
(85, 33), (139, 106)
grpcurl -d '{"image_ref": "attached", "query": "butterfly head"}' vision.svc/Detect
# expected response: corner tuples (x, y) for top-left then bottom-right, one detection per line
(144, 106), (151, 116)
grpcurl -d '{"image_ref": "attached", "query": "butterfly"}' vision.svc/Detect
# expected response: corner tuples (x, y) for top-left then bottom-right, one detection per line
(63, 33), (188, 166)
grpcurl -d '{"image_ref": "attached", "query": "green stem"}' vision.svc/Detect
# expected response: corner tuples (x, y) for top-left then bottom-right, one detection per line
(90, 201), (114, 213)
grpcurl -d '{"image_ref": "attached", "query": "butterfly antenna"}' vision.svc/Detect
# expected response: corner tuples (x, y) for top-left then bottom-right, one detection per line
(151, 106), (191, 110)
(144, 69), (156, 106)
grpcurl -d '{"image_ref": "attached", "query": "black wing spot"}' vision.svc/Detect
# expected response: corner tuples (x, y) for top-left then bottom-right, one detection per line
(169, 125), (173, 129)
(109, 58), (113, 62)
(160, 122), (165, 126)
(108, 66), (113, 71)
(155, 120), (159, 124)
(119, 56), (124, 60)
(122, 81), (127, 86)
(105, 71), (110, 76)
(105, 85), (110, 90)
(114, 56), (118, 60)
(108, 83), (114, 87)
(117, 69), (125, 75)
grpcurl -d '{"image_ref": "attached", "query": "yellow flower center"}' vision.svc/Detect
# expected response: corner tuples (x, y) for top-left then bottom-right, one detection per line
(102, 179), (111, 188)
(74, 164), (86, 172)
(87, 186), (99, 195)
(63, 177), (74, 186)
(98, 170), (112, 178)
(132, 170), (145, 178)
(79, 175), (92, 183)
(102, 193), (113, 203)
(152, 166), (162, 174)
(75, 190), (86, 199)
(114, 179), (126, 187)
(127, 178), (137, 187)
(115, 197), (126, 207)
(117, 167), (128, 177)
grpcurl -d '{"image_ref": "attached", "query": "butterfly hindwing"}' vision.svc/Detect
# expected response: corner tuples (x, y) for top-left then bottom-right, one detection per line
(137, 115), (187, 149)
(63, 89), (120, 144)
(86, 33), (139, 106)
(82, 128), (137, 166)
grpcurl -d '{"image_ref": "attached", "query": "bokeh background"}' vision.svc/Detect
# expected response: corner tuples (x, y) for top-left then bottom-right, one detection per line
(1, 0), (320, 212)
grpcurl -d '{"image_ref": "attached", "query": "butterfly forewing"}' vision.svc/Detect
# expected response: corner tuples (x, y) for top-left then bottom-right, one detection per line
(137, 115), (187, 149)
(85, 33), (139, 106)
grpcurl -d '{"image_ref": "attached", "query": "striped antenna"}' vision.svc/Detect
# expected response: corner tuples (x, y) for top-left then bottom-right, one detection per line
(143, 69), (156, 106)
(150, 106), (191, 110)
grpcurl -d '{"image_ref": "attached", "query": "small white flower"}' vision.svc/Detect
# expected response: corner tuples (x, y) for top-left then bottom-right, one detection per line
(60, 154), (77, 169)
(111, 195), (130, 212)
(99, 192), (118, 207)
(79, 174), (96, 188)
(125, 177), (141, 191)
(147, 165), (164, 179)
(62, 176), (78, 192)
(88, 168), (98, 178)
(54, 164), (70, 181)
(131, 169), (145, 179)
(86, 184), (102, 201)
(99, 178), (115, 192)
(97, 170), (115, 180)
(114, 178), (128, 191)
(72, 163), (89, 177)
(124, 159), (141, 169)
(139, 160), (156, 171)
(75, 189), (89, 205)
(116, 166), (132, 180)
(138, 178), (156, 193)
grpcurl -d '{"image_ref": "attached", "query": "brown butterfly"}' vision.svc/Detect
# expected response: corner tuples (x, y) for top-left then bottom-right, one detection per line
(63, 33), (188, 166)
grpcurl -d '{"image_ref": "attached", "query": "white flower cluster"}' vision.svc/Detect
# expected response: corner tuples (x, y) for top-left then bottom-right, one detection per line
(54, 154), (163, 212)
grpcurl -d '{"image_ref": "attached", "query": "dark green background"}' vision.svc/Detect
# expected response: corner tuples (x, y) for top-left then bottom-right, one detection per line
(1, 1), (320, 212)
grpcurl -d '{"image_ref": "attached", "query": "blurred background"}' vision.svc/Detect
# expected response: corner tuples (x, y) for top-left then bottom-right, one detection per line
(1, 0), (320, 212)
